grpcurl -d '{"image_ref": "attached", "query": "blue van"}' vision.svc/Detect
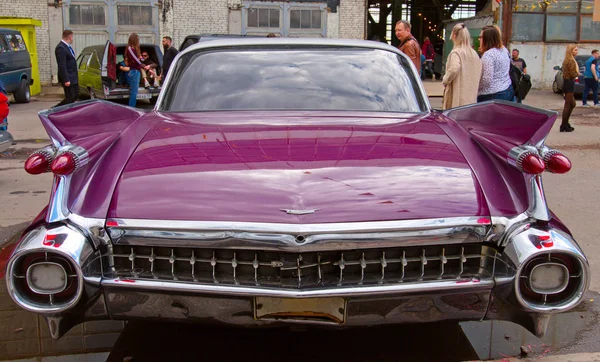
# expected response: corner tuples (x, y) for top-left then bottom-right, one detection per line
(0, 28), (33, 103)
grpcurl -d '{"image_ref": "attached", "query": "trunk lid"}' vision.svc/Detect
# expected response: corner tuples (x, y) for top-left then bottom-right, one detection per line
(109, 112), (487, 223)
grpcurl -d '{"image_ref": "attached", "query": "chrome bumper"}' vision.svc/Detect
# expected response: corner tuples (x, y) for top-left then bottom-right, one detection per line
(5, 217), (590, 339)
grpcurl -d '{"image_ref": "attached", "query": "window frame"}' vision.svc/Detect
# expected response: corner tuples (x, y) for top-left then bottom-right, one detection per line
(116, 3), (154, 26)
(511, 0), (599, 43)
(242, 2), (327, 38)
(67, 3), (107, 26)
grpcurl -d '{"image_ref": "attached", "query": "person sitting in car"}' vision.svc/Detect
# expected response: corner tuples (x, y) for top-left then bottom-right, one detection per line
(140, 51), (159, 88)
(117, 60), (130, 87)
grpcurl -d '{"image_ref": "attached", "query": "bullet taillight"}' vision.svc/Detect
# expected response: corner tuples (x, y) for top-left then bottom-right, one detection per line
(24, 146), (56, 175)
(24, 145), (88, 176)
(51, 152), (76, 175)
(543, 150), (572, 174)
(519, 153), (546, 174)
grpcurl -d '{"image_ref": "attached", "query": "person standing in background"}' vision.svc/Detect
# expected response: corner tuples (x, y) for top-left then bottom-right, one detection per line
(421, 36), (435, 79)
(511, 49), (528, 103)
(560, 44), (579, 132)
(395, 20), (421, 73)
(442, 23), (482, 109)
(477, 25), (513, 102)
(582, 49), (599, 108)
(54, 30), (79, 107)
(124, 33), (150, 107)
(161, 36), (179, 82)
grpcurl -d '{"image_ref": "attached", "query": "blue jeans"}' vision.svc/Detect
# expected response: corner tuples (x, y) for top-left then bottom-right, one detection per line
(127, 69), (141, 107)
(477, 86), (514, 102)
(582, 78), (599, 105)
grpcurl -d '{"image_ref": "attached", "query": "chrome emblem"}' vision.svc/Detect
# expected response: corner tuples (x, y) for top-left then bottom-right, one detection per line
(280, 209), (320, 215)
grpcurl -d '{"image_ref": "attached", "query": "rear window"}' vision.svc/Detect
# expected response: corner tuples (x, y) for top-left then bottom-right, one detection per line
(160, 47), (426, 113)
(4, 33), (26, 52)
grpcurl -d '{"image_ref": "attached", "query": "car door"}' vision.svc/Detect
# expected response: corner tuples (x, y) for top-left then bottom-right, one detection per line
(77, 53), (92, 95)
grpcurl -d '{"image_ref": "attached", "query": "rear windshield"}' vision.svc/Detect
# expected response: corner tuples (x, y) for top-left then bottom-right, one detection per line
(159, 47), (426, 113)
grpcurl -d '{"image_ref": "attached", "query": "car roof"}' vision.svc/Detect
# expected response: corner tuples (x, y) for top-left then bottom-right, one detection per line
(180, 37), (404, 57)
(0, 28), (20, 34)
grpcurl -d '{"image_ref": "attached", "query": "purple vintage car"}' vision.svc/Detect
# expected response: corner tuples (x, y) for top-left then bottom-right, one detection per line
(6, 38), (589, 339)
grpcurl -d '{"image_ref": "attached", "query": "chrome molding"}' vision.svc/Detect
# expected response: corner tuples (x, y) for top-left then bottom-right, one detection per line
(101, 277), (493, 298)
(68, 214), (111, 248)
(107, 216), (490, 251)
(502, 227), (589, 313)
(488, 213), (531, 246)
(47, 175), (71, 223)
(527, 175), (551, 222)
(5, 225), (96, 314)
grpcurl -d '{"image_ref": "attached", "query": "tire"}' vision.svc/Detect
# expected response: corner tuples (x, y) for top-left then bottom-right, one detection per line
(552, 80), (561, 94)
(13, 78), (30, 103)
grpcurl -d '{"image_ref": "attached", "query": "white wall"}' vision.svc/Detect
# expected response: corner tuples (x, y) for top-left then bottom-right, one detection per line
(508, 42), (599, 89)
(326, 8), (339, 38)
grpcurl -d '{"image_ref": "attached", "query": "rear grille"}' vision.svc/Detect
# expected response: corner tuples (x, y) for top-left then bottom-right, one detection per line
(105, 244), (497, 288)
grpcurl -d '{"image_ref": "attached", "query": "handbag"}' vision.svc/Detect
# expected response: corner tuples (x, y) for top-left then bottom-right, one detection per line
(507, 50), (531, 100)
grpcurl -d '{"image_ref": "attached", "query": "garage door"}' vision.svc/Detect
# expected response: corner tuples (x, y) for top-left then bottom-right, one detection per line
(63, 0), (159, 55)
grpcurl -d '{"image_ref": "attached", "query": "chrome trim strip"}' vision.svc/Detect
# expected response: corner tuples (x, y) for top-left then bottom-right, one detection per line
(109, 216), (489, 234)
(101, 277), (493, 298)
(527, 175), (550, 222)
(47, 175), (71, 223)
(108, 216), (490, 250)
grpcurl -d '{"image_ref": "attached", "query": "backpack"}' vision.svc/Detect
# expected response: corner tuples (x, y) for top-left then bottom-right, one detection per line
(508, 51), (532, 100)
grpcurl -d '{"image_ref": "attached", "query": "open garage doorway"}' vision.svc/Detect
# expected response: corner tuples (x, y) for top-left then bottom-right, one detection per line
(367, 0), (489, 46)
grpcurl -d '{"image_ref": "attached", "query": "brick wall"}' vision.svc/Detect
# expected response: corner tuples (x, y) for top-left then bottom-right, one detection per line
(172, 0), (230, 47)
(0, 0), (52, 85)
(338, 0), (366, 39)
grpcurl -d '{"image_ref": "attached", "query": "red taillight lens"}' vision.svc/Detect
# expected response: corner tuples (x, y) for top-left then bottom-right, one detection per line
(24, 153), (50, 174)
(545, 153), (572, 174)
(521, 154), (545, 174)
(51, 153), (76, 175)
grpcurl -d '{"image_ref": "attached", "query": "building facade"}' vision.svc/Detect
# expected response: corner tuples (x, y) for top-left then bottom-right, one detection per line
(0, 0), (367, 86)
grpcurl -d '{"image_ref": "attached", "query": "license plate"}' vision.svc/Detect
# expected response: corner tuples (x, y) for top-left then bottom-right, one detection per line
(255, 297), (346, 324)
(137, 93), (152, 99)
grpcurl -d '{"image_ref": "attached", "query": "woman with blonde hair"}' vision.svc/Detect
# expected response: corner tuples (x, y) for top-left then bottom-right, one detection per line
(560, 44), (579, 132)
(442, 23), (482, 109)
(124, 33), (150, 107)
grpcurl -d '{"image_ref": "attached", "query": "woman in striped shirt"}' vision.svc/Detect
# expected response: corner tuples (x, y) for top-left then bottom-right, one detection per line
(124, 33), (150, 107)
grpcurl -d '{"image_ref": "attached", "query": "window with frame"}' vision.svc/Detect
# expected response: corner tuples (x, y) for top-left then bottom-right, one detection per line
(69, 4), (106, 25)
(117, 5), (153, 26)
(5, 34), (27, 52)
(247, 7), (280, 28)
(511, 0), (599, 42)
(290, 9), (321, 29)
(78, 53), (91, 70)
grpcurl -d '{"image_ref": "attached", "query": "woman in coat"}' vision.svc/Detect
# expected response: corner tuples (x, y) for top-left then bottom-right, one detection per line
(560, 44), (579, 132)
(477, 25), (513, 102)
(442, 23), (482, 109)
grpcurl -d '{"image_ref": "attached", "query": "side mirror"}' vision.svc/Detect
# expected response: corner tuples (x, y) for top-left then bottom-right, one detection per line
(553, 66), (561, 71)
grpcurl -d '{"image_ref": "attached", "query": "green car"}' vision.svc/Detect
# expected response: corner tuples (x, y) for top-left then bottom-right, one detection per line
(77, 41), (163, 103)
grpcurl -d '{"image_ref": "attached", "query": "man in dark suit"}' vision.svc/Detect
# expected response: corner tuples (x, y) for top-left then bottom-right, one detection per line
(55, 30), (79, 107)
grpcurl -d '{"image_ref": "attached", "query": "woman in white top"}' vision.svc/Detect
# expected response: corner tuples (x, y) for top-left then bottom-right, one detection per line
(442, 23), (482, 109)
(477, 25), (514, 102)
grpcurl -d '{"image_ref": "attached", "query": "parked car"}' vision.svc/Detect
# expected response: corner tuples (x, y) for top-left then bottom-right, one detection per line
(8, 39), (589, 341)
(0, 128), (13, 153)
(552, 55), (589, 96)
(0, 28), (33, 103)
(77, 41), (163, 103)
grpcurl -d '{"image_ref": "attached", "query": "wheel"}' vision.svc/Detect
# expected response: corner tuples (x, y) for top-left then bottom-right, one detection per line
(552, 80), (561, 94)
(13, 78), (30, 103)
(88, 87), (97, 99)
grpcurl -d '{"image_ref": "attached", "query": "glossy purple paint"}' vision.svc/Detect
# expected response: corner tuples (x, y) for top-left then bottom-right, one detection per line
(108, 112), (488, 223)
(35, 100), (558, 222)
